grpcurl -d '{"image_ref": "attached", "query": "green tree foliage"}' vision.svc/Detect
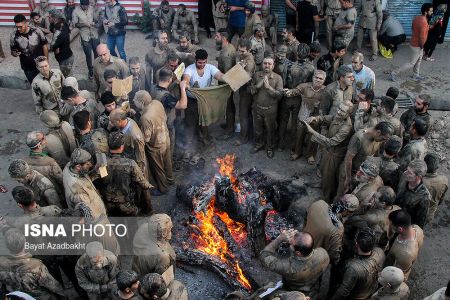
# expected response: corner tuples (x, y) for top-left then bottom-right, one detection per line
(132, 1), (154, 33)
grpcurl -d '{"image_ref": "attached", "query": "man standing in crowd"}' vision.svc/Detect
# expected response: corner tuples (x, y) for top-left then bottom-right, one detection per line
(324, 0), (342, 50)
(333, 0), (357, 48)
(226, 0), (247, 41)
(73, 0), (101, 79)
(356, 0), (383, 60)
(11, 14), (48, 83)
(349, 52), (375, 96)
(296, 0), (322, 44)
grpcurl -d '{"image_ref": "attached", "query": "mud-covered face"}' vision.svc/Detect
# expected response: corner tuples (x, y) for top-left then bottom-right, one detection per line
(179, 37), (189, 51)
(262, 59), (274, 73)
(130, 63), (141, 77)
(158, 33), (169, 48)
(276, 47), (288, 61)
(343, 72), (354, 87)
(312, 73), (325, 87)
(161, 4), (170, 13)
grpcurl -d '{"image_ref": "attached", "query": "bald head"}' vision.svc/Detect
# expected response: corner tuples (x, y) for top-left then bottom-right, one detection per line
(96, 44), (110, 63)
(292, 232), (314, 256)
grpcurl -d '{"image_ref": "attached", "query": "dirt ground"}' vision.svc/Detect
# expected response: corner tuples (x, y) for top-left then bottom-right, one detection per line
(0, 27), (449, 299)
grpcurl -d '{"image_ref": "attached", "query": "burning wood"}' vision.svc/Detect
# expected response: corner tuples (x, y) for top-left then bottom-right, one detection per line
(176, 154), (307, 292)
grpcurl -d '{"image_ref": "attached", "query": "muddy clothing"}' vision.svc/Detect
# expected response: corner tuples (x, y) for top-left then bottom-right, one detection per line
(10, 26), (48, 74)
(332, 247), (385, 300)
(347, 129), (382, 173)
(345, 205), (401, 249)
(303, 200), (344, 265)
(317, 54), (343, 86)
(370, 282), (410, 300)
(24, 170), (63, 208)
(132, 222), (176, 276)
(139, 101), (173, 193)
(31, 69), (64, 114)
(45, 121), (77, 168)
(396, 180), (431, 228)
(334, 6), (357, 47)
(243, 14), (262, 39)
(0, 253), (65, 300)
(130, 68), (151, 101)
(93, 55), (129, 96)
(63, 165), (107, 219)
(286, 60), (315, 89)
(73, 6), (100, 41)
(217, 44), (237, 73)
(423, 173), (448, 223)
(262, 13), (278, 46)
(121, 118), (148, 179)
(284, 38), (301, 62)
(78, 129), (109, 158)
(319, 81), (353, 116)
(250, 36), (266, 68)
(75, 251), (118, 300)
(145, 45), (171, 85)
(400, 108), (431, 133)
(166, 280), (189, 300)
(368, 113), (404, 138)
(352, 176), (384, 213)
(237, 53), (256, 143)
(274, 58), (292, 85)
(62, 98), (100, 128)
(357, 0), (382, 30)
(176, 44), (200, 67)
(397, 137), (427, 171)
(24, 152), (63, 189)
(172, 10), (199, 41)
(250, 71), (283, 151)
(260, 234), (330, 298)
(311, 115), (352, 202)
(152, 7), (175, 30)
(372, 155), (400, 190)
(111, 289), (140, 300)
(102, 154), (152, 216)
(289, 82), (326, 158)
(385, 225), (424, 281)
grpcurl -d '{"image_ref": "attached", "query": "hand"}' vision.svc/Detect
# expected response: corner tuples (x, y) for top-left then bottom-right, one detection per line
(263, 76), (270, 89)
(11, 50), (21, 57)
(284, 88), (292, 97)
(180, 80), (187, 90)
(283, 229), (298, 243)
(304, 121), (314, 133)
(306, 116), (316, 124)
(229, 6), (238, 12)
(358, 101), (370, 112)
(256, 79), (264, 89)
(238, 60), (247, 68)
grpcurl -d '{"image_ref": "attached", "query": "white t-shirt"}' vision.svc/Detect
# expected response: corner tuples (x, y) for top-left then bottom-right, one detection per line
(184, 63), (220, 88)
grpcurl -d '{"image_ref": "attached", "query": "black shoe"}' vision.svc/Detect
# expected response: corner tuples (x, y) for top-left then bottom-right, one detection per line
(250, 145), (263, 154)
(88, 70), (94, 79)
(267, 150), (274, 158)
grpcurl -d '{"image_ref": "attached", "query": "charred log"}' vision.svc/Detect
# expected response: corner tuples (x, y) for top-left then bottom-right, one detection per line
(175, 247), (256, 292)
(212, 215), (241, 256)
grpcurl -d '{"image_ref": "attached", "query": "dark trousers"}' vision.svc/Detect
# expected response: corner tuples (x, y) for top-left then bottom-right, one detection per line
(286, 12), (296, 27)
(239, 89), (253, 143)
(184, 97), (209, 149)
(278, 97), (301, 148)
(23, 68), (40, 84)
(293, 122), (318, 157)
(253, 105), (277, 150)
(146, 146), (173, 194)
(297, 28), (315, 44)
(227, 25), (244, 41)
(424, 28), (440, 57)
(225, 94), (236, 134)
(378, 33), (406, 51)
(81, 38), (100, 74)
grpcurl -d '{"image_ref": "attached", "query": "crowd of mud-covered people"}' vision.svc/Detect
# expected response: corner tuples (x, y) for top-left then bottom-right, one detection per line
(0, 0), (449, 299)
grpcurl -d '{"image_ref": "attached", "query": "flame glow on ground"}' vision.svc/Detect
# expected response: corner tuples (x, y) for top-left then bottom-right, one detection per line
(190, 154), (252, 290)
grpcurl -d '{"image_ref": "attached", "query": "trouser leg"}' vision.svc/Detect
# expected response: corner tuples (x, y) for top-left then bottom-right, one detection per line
(356, 27), (364, 50)
(59, 55), (74, 77)
(115, 34), (127, 61)
(369, 28), (378, 56)
(326, 17), (334, 50)
(81, 39), (93, 73)
(107, 34), (118, 57)
(92, 38), (100, 59)
(264, 106), (278, 151)
(184, 97), (198, 150)
(225, 93), (236, 134)
(278, 98), (290, 147)
(320, 152), (342, 203)
(293, 122), (306, 156)
(147, 148), (170, 193)
(253, 107), (265, 148)
(239, 90), (253, 142)
(23, 68), (40, 84)
(412, 48), (423, 76)
(394, 46), (421, 75)
(0, 39), (5, 58)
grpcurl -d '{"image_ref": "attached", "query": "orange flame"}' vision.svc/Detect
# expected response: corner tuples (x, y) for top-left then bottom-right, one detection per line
(190, 154), (252, 290)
